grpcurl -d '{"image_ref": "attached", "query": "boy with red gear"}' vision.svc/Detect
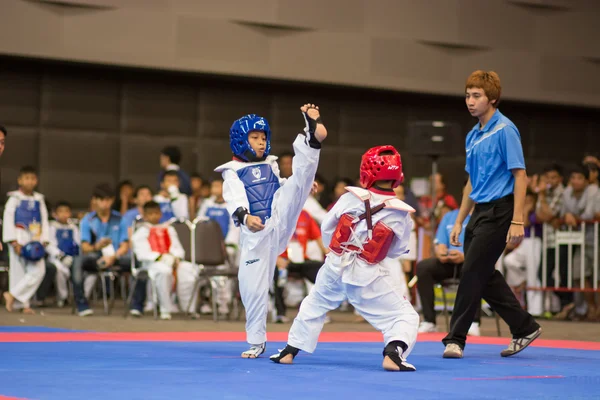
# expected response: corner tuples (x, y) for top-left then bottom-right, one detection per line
(270, 145), (419, 371)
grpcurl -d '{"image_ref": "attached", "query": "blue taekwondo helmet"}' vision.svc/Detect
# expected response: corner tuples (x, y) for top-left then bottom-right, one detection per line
(229, 114), (271, 161)
(21, 241), (46, 262)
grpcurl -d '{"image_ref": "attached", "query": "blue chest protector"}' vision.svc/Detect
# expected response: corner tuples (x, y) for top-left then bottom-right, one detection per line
(159, 202), (175, 223)
(15, 199), (41, 230)
(237, 164), (280, 224)
(205, 206), (230, 239)
(56, 228), (79, 256)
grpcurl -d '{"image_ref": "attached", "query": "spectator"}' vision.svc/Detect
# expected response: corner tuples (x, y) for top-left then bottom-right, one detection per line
(2, 166), (49, 314)
(70, 184), (132, 317)
(313, 173), (330, 209)
(188, 173), (205, 217)
(154, 171), (189, 223)
(326, 177), (354, 210)
(557, 165), (599, 321)
(112, 180), (135, 216)
(158, 146), (192, 196)
(533, 163), (569, 314)
(278, 152), (293, 179)
(416, 192), (480, 335)
(418, 173), (459, 227)
(0, 124), (6, 157)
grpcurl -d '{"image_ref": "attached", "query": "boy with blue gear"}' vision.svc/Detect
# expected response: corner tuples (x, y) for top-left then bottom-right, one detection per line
(215, 103), (327, 358)
(2, 166), (49, 314)
(46, 201), (80, 307)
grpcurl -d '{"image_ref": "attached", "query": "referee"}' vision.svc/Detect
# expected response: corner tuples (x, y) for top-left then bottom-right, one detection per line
(442, 71), (541, 359)
(0, 125), (5, 252)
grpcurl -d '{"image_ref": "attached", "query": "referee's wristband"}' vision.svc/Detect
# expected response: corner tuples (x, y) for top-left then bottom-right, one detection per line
(511, 221), (524, 226)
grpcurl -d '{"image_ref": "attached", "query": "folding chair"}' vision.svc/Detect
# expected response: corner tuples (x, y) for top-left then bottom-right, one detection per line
(189, 217), (239, 321)
(439, 265), (502, 337)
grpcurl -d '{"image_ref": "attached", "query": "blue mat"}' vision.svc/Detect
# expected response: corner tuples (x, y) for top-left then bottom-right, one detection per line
(0, 342), (597, 399)
(0, 326), (88, 333)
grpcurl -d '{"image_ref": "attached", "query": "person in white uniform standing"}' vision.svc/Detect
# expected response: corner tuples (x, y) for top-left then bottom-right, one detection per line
(3, 166), (49, 314)
(214, 104), (327, 359)
(270, 145), (419, 372)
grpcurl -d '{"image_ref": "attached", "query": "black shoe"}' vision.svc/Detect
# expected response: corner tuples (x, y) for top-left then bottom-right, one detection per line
(270, 345), (299, 364)
(383, 341), (416, 371)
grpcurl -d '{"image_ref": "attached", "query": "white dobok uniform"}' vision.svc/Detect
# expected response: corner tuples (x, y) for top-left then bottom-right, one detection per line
(215, 134), (320, 345)
(287, 187), (420, 356)
(131, 223), (199, 313)
(2, 191), (49, 309)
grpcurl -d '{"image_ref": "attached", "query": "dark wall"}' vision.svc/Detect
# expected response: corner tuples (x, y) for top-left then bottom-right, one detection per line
(0, 56), (598, 209)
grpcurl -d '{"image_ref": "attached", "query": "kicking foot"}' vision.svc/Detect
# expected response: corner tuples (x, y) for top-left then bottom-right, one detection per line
(270, 345), (299, 364)
(241, 343), (266, 359)
(23, 308), (36, 315)
(443, 343), (463, 359)
(3, 292), (15, 312)
(300, 104), (327, 147)
(500, 327), (542, 357)
(382, 341), (415, 371)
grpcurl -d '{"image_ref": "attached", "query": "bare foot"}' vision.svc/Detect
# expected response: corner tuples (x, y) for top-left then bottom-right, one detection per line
(278, 354), (294, 364)
(3, 291), (14, 312)
(382, 356), (400, 371)
(23, 308), (36, 315)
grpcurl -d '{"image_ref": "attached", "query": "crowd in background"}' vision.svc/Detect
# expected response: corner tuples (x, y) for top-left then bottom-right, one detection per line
(1, 143), (599, 325)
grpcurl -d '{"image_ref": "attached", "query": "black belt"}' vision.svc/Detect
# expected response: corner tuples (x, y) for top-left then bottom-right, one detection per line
(476, 194), (514, 207)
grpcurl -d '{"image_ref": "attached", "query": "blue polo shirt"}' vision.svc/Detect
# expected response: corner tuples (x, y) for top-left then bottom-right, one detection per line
(435, 209), (471, 253)
(465, 109), (525, 203)
(80, 210), (127, 251)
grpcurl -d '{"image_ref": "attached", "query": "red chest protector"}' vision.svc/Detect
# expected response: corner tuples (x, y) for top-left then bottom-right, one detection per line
(148, 226), (172, 254)
(329, 187), (414, 265)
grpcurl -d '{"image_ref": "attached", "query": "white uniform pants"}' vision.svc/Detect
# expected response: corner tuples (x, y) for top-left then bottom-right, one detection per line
(503, 237), (543, 316)
(288, 262), (420, 355)
(148, 260), (199, 313)
(238, 136), (320, 345)
(8, 248), (45, 309)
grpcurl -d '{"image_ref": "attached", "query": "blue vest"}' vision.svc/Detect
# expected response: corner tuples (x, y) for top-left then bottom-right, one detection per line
(56, 228), (79, 256)
(237, 164), (280, 224)
(159, 202), (175, 223)
(15, 199), (41, 230)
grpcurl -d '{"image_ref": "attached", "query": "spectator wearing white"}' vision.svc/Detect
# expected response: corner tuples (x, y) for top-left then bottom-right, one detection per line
(154, 171), (189, 223)
(502, 191), (543, 316)
(158, 146), (192, 196)
(46, 201), (80, 307)
(2, 166), (49, 314)
(131, 201), (199, 320)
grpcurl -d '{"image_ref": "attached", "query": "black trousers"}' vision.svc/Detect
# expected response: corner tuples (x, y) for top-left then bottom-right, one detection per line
(442, 195), (539, 349)
(416, 258), (481, 324)
(273, 260), (322, 317)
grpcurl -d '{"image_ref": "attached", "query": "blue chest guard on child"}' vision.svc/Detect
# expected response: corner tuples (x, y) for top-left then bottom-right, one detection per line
(237, 164), (280, 224)
(15, 199), (42, 230)
(205, 206), (231, 239)
(56, 228), (79, 256)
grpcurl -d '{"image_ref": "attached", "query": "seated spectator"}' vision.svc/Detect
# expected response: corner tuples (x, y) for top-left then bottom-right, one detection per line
(532, 163), (569, 315)
(502, 191), (543, 316)
(188, 173), (205, 217)
(416, 202), (481, 335)
(131, 201), (199, 320)
(70, 184), (134, 317)
(154, 171), (189, 223)
(45, 201), (81, 308)
(158, 146), (192, 196)
(112, 180), (136, 216)
(418, 173), (458, 228)
(558, 165), (599, 321)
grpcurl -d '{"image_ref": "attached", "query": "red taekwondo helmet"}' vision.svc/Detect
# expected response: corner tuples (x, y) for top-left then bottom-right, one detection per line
(359, 145), (404, 189)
